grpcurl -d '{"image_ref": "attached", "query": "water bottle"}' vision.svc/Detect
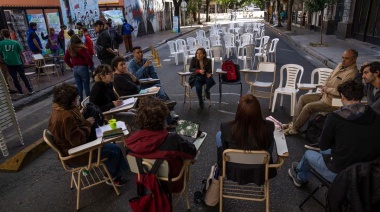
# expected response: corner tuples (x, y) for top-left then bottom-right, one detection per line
(82, 169), (89, 176)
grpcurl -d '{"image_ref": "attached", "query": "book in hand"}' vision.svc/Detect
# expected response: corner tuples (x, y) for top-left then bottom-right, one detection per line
(139, 86), (160, 94)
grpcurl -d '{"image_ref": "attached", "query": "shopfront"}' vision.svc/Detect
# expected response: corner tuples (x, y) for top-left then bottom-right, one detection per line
(352, 0), (380, 45)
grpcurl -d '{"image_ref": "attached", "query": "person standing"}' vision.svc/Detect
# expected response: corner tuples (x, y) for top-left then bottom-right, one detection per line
(93, 20), (117, 66)
(0, 29), (35, 96)
(58, 25), (66, 52)
(42, 28), (60, 61)
(121, 20), (134, 54)
(64, 35), (94, 102)
(80, 27), (95, 56)
(105, 21), (120, 51)
(0, 32), (17, 94)
(27, 22), (44, 74)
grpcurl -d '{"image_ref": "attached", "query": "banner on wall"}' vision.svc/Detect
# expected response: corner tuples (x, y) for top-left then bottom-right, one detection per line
(46, 13), (61, 33)
(27, 14), (48, 54)
(60, 0), (69, 25)
(102, 10), (124, 26)
(69, 0), (99, 28)
(173, 16), (179, 33)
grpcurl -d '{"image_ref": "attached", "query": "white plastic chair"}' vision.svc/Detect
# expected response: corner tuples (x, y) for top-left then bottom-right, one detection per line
(210, 34), (222, 47)
(186, 37), (197, 55)
(237, 44), (254, 70)
(298, 68), (334, 94)
(249, 62), (276, 109)
(210, 46), (224, 74)
(267, 38), (279, 63)
(271, 64), (304, 116)
(237, 34), (252, 55)
(196, 36), (204, 46)
(224, 33), (236, 57)
(196, 30), (205, 37)
(182, 45), (194, 69)
(201, 37), (211, 56)
(167, 41), (180, 65)
(255, 35), (270, 53)
(176, 39), (186, 55)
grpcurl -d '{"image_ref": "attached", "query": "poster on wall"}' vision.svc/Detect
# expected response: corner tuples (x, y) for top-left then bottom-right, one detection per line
(102, 10), (124, 26)
(46, 13), (61, 33)
(173, 16), (178, 33)
(27, 14), (48, 53)
(60, 0), (69, 25)
(69, 0), (100, 28)
(124, 0), (164, 37)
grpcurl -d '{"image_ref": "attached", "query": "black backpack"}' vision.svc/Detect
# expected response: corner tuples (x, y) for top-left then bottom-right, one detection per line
(83, 102), (105, 141)
(301, 114), (327, 144)
(110, 28), (123, 44)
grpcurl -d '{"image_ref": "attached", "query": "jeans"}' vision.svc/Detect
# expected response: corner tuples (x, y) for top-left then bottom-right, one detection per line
(101, 143), (128, 178)
(296, 150), (337, 183)
(73, 66), (90, 102)
(194, 76), (215, 101)
(6, 65), (33, 93)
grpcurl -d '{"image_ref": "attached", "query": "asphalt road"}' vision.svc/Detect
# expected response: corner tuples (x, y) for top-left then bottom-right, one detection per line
(0, 26), (329, 211)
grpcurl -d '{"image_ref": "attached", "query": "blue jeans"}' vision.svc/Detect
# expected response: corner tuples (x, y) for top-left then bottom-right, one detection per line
(101, 143), (128, 178)
(194, 76), (215, 101)
(6, 65), (33, 93)
(296, 150), (337, 183)
(73, 66), (90, 102)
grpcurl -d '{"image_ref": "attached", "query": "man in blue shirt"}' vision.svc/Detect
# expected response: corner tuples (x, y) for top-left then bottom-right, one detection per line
(27, 22), (45, 74)
(121, 20), (134, 54)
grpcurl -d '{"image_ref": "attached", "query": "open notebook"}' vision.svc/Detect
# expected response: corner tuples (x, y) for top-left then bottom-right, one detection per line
(109, 97), (136, 111)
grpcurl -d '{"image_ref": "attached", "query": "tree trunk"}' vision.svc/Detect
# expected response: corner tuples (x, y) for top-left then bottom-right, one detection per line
(286, 0), (294, 31)
(320, 10), (323, 45)
(206, 3), (210, 22)
(276, 0), (282, 27)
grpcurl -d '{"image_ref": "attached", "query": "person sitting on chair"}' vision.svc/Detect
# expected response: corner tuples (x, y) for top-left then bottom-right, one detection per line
(361, 61), (380, 113)
(125, 97), (197, 192)
(284, 49), (358, 135)
(189, 48), (216, 109)
(48, 83), (128, 187)
(288, 80), (380, 187)
(216, 94), (277, 185)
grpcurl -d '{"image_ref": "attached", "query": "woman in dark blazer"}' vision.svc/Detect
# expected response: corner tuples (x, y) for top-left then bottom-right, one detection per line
(189, 48), (215, 108)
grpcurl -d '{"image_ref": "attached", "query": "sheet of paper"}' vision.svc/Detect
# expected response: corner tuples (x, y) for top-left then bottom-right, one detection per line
(110, 98), (135, 111)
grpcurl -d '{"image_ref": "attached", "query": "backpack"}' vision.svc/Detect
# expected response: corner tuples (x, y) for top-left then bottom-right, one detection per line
(129, 158), (171, 212)
(301, 114), (327, 144)
(82, 102), (105, 141)
(221, 59), (240, 82)
(110, 28), (123, 45)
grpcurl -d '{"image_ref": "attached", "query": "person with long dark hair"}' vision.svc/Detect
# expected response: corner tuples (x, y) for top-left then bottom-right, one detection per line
(216, 94), (276, 185)
(64, 34), (94, 102)
(189, 47), (215, 108)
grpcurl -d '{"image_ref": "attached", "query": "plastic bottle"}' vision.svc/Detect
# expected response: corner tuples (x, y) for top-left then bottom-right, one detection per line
(82, 169), (89, 176)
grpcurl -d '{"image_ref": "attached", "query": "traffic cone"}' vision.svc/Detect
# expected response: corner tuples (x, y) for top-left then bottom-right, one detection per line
(150, 44), (154, 56)
(153, 48), (157, 60)
(154, 50), (159, 63)
(156, 54), (162, 67)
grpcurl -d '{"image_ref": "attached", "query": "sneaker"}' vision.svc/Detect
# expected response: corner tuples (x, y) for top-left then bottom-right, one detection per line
(28, 91), (36, 95)
(304, 143), (320, 151)
(9, 89), (18, 94)
(284, 127), (299, 136)
(282, 122), (293, 130)
(288, 164), (304, 187)
(164, 100), (177, 109)
(170, 111), (179, 119)
(205, 91), (210, 100)
(106, 176), (128, 187)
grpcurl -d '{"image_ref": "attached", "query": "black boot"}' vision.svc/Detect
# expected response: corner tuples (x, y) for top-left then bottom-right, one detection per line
(199, 99), (204, 109)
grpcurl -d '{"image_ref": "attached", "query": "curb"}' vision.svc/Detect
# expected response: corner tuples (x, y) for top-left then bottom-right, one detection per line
(265, 23), (337, 69)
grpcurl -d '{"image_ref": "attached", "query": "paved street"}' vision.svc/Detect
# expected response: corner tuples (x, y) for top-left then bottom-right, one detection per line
(0, 22), (359, 211)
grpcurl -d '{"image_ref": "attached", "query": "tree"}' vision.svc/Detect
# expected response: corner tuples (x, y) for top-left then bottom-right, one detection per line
(303, 0), (337, 45)
(286, 0), (294, 31)
(276, 0), (282, 27)
(205, 0), (211, 22)
(216, 0), (265, 9)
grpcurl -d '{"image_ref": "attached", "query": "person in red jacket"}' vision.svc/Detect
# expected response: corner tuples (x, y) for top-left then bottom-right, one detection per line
(125, 97), (197, 192)
(64, 35), (94, 102)
(80, 27), (95, 56)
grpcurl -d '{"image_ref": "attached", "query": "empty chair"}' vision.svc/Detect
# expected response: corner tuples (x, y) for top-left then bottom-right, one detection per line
(210, 34), (222, 47)
(249, 62), (277, 109)
(271, 64), (304, 116)
(167, 41), (180, 65)
(224, 33), (236, 57)
(237, 44), (254, 70)
(201, 37), (211, 56)
(255, 35), (270, 53)
(196, 30), (206, 37)
(33, 53), (60, 82)
(267, 38), (279, 63)
(210, 46), (224, 74)
(182, 45), (194, 68)
(186, 37), (197, 54)
(237, 34), (252, 55)
(196, 36), (204, 46)
(176, 39), (186, 55)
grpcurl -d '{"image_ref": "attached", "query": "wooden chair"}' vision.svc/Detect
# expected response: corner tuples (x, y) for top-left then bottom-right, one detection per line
(80, 96), (90, 108)
(127, 154), (193, 211)
(219, 149), (284, 212)
(32, 54), (60, 82)
(43, 130), (120, 211)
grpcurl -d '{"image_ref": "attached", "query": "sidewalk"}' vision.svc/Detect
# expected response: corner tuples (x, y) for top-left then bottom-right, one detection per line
(265, 22), (380, 69)
(11, 25), (200, 111)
